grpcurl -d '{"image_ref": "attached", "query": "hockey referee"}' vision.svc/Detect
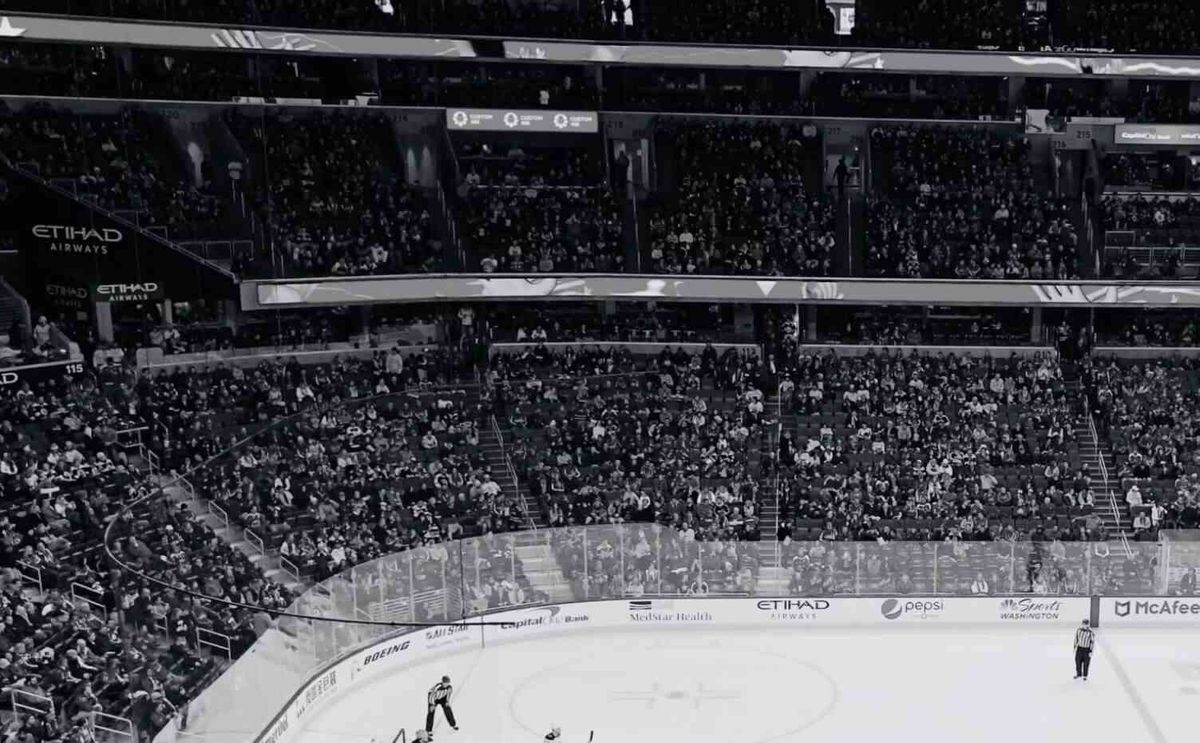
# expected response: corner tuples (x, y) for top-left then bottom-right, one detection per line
(1074, 618), (1095, 680)
(426, 675), (458, 733)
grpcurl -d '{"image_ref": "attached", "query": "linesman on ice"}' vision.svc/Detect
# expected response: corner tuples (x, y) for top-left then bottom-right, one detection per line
(426, 675), (458, 733)
(1074, 618), (1095, 680)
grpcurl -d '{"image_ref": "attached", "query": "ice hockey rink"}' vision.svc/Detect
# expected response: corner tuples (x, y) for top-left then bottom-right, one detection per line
(292, 625), (1199, 743)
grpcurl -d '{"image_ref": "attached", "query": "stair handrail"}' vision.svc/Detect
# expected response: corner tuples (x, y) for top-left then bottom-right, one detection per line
(770, 387), (784, 569)
(1086, 404), (1133, 557)
(490, 413), (536, 532)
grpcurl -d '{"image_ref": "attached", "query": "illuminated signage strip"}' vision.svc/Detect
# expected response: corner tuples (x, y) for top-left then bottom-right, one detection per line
(0, 14), (476, 58)
(9, 13), (1200, 78)
(1114, 123), (1200, 145)
(247, 274), (1200, 309)
(505, 43), (1200, 78)
(446, 108), (598, 133)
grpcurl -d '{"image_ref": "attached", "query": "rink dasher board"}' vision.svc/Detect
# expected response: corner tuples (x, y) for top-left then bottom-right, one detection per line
(1098, 596), (1200, 626)
(256, 596), (1095, 743)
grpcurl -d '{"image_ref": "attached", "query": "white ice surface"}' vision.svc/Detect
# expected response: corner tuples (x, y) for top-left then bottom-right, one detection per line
(294, 626), (1199, 743)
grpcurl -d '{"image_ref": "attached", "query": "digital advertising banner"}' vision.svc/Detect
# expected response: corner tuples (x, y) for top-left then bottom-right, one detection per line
(249, 274), (1200, 309)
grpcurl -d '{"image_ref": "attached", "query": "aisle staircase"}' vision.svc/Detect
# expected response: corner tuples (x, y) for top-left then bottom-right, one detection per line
(1064, 369), (1132, 542)
(164, 477), (307, 596)
(754, 396), (790, 593)
(486, 415), (574, 602)
(478, 418), (544, 530)
(1076, 419), (1130, 538)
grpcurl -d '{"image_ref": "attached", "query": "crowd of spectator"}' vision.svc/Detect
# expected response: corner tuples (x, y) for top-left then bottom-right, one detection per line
(775, 351), (1090, 545)
(489, 346), (767, 542)
(1104, 153), (1200, 192)
(171, 356), (526, 582)
(490, 345), (770, 604)
(383, 62), (597, 111)
(867, 126), (1078, 279)
(458, 143), (625, 273)
(1030, 79), (1200, 125)
(0, 367), (227, 739)
(112, 306), (361, 357)
(0, 107), (224, 237)
(1103, 194), (1200, 251)
(10, 40), (1200, 134)
(810, 74), (1010, 121)
(488, 304), (737, 345)
(229, 111), (439, 277)
(7, 309), (1200, 736)
(852, 0), (1039, 51)
(822, 309), (1031, 347)
(1101, 194), (1200, 278)
(0, 343), (517, 739)
(1090, 358), (1200, 535)
(0, 44), (120, 100)
(552, 525), (763, 599)
(1103, 195), (1200, 235)
(1095, 311), (1199, 347)
(1051, 0), (1200, 54)
(648, 122), (836, 276)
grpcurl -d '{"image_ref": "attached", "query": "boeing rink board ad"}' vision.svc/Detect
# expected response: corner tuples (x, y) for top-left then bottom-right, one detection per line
(244, 596), (1096, 743)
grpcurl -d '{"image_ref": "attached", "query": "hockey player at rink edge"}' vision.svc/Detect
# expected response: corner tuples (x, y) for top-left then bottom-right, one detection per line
(426, 675), (458, 734)
(1073, 618), (1095, 681)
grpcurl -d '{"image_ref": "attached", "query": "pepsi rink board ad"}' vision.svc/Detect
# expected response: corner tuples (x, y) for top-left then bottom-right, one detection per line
(0, 159), (235, 307)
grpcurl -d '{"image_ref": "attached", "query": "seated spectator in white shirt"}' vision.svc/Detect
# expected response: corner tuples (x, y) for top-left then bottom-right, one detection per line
(1126, 485), (1143, 508)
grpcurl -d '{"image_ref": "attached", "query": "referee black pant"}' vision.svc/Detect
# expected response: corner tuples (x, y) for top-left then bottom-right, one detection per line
(1075, 647), (1092, 678)
(426, 700), (457, 732)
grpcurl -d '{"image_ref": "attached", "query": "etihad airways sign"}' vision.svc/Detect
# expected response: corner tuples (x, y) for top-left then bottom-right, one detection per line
(94, 282), (163, 303)
(31, 224), (123, 256)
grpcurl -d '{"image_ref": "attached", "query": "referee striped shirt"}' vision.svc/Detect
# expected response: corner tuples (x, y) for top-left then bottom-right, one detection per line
(1074, 626), (1095, 650)
(428, 681), (452, 705)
